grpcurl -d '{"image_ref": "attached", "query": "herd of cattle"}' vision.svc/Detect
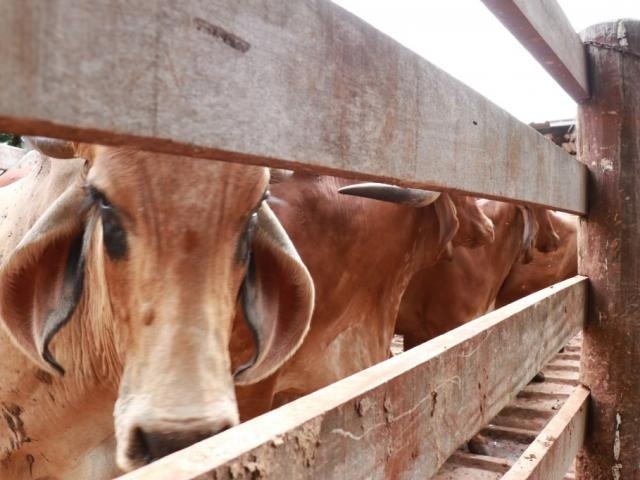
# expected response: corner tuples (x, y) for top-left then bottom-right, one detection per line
(0, 138), (576, 479)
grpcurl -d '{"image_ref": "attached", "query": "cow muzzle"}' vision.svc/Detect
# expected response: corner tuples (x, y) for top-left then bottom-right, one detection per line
(116, 398), (240, 470)
(128, 416), (237, 467)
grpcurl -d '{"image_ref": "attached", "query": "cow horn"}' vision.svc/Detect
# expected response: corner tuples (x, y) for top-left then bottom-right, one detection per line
(338, 183), (441, 207)
(24, 136), (76, 159)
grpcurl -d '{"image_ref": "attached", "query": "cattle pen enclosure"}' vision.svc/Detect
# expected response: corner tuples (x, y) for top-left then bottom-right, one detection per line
(0, 1), (638, 479)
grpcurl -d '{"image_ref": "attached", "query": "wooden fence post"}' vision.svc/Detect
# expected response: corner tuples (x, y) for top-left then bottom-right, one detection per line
(576, 19), (640, 479)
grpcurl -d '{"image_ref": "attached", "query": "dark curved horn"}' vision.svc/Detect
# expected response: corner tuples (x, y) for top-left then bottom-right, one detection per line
(338, 182), (440, 207)
(24, 136), (76, 159)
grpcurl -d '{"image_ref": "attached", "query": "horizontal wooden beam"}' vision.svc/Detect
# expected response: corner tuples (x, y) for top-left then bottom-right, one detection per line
(116, 276), (587, 480)
(0, 1), (586, 213)
(481, 0), (590, 101)
(449, 452), (513, 473)
(502, 385), (589, 480)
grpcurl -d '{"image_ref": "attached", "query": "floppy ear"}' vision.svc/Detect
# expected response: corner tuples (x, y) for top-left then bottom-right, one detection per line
(433, 193), (459, 259)
(450, 195), (495, 248)
(23, 136), (77, 159)
(233, 203), (314, 385)
(0, 178), (89, 375)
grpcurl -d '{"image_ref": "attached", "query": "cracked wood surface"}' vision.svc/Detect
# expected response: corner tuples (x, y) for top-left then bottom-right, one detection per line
(116, 276), (586, 480)
(0, 0), (585, 213)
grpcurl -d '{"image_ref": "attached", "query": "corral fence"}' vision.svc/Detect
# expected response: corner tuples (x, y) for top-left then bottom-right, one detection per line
(0, 1), (638, 479)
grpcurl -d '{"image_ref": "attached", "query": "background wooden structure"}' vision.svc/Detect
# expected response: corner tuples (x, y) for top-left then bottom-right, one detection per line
(576, 19), (640, 479)
(0, 1), (636, 478)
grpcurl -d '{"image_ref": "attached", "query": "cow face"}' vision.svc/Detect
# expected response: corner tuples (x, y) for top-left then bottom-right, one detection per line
(0, 141), (313, 471)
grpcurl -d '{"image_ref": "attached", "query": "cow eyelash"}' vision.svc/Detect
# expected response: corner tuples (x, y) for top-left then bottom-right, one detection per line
(87, 185), (113, 209)
(250, 190), (269, 215)
(86, 184), (129, 260)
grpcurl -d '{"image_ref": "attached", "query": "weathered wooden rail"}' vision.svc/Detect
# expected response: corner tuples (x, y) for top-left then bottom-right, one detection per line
(115, 277), (586, 479)
(0, 0), (637, 478)
(434, 334), (585, 479)
(0, 1), (586, 213)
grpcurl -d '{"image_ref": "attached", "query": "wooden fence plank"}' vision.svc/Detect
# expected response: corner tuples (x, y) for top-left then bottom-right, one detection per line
(0, 1), (586, 213)
(502, 386), (589, 480)
(449, 452), (513, 474)
(480, 0), (589, 101)
(115, 276), (587, 480)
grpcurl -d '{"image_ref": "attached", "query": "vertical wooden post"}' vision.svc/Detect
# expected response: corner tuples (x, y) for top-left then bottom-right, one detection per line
(576, 19), (640, 480)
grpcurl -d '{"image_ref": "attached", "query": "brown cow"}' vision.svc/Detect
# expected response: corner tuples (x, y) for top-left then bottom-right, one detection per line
(0, 141), (314, 479)
(234, 174), (494, 412)
(395, 200), (555, 349)
(393, 200), (562, 455)
(495, 211), (577, 307)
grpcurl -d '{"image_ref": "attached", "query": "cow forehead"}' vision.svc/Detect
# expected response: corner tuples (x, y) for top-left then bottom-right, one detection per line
(86, 148), (268, 216)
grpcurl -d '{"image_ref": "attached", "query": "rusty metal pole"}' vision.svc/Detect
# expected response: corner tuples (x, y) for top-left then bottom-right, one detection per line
(576, 19), (640, 480)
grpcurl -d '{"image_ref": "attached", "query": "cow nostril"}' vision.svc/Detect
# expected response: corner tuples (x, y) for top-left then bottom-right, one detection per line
(126, 418), (237, 466)
(129, 425), (224, 464)
(127, 427), (152, 466)
(218, 422), (233, 434)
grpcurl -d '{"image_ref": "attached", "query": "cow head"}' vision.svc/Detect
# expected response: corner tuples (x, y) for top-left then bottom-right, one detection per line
(338, 183), (496, 256)
(0, 139), (314, 471)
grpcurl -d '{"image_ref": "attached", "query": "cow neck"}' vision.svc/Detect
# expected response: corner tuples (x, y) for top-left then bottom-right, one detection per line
(0, 326), (119, 479)
(477, 202), (529, 308)
(0, 238), (122, 479)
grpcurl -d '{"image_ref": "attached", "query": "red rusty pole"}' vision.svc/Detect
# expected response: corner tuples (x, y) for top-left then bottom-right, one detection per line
(576, 19), (640, 479)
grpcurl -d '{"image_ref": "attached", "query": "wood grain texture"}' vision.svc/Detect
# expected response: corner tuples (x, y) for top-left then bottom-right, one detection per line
(576, 19), (640, 480)
(481, 0), (589, 101)
(502, 386), (588, 480)
(115, 276), (586, 480)
(449, 452), (513, 474)
(0, 1), (586, 213)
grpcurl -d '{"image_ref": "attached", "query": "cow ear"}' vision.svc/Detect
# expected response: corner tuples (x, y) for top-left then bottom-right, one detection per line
(532, 208), (561, 253)
(433, 193), (459, 259)
(23, 136), (77, 159)
(0, 180), (88, 375)
(233, 203), (314, 385)
(450, 196), (495, 248)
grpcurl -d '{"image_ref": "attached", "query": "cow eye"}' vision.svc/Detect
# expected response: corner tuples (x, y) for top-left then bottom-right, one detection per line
(237, 212), (258, 263)
(101, 207), (128, 260)
(88, 185), (128, 260)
